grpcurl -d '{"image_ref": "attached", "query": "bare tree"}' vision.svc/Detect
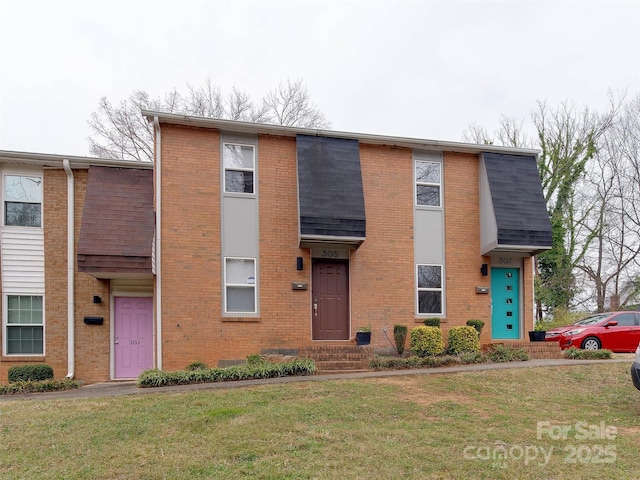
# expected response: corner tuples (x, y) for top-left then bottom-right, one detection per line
(461, 122), (494, 145)
(264, 79), (329, 128)
(462, 93), (632, 316)
(576, 92), (640, 311)
(88, 79), (330, 162)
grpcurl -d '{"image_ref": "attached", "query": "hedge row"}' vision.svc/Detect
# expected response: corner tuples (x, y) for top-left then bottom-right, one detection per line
(564, 347), (612, 360)
(137, 358), (317, 388)
(0, 378), (80, 395)
(370, 344), (529, 370)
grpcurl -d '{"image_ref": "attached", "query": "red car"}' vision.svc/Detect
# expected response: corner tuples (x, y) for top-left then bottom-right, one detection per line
(544, 311), (640, 352)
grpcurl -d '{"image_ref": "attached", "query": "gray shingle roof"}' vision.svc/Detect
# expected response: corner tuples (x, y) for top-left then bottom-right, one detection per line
(297, 135), (366, 241)
(483, 152), (553, 249)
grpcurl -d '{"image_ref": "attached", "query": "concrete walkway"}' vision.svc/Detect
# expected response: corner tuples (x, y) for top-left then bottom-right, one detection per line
(2, 356), (634, 402)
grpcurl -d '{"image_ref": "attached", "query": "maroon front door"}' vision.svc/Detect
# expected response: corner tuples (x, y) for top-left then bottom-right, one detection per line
(312, 260), (349, 340)
(114, 297), (153, 378)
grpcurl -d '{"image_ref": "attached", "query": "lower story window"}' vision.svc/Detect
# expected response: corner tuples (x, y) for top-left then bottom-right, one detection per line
(224, 258), (256, 314)
(417, 264), (443, 315)
(6, 295), (44, 355)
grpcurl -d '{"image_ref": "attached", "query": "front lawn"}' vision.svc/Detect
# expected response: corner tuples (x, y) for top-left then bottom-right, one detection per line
(1, 363), (638, 479)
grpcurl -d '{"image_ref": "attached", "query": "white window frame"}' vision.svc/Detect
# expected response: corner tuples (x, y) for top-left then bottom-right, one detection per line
(3, 294), (45, 356)
(3, 173), (43, 227)
(222, 142), (255, 195)
(223, 257), (257, 315)
(416, 264), (444, 316)
(415, 160), (441, 207)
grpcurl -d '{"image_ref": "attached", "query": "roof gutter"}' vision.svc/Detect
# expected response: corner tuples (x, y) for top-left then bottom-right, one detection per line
(141, 110), (540, 157)
(0, 150), (153, 169)
(63, 160), (75, 379)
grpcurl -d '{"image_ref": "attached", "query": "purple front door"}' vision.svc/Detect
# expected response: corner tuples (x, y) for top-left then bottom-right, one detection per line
(114, 297), (153, 379)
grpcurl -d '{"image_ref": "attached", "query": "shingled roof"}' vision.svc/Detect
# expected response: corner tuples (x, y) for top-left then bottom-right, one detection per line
(296, 135), (366, 246)
(480, 152), (553, 255)
(77, 166), (154, 277)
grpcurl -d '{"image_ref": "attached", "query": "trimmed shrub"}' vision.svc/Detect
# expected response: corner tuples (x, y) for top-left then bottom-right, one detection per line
(246, 354), (266, 365)
(410, 326), (445, 356)
(393, 325), (408, 355)
(423, 318), (441, 327)
(447, 326), (481, 355)
(563, 347), (612, 360)
(185, 361), (208, 371)
(8, 364), (54, 383)
(137, 358), (317, 388)
(466, 319), (485, 335)
(0, 378), (79, 396)
(485, 344), (529, 362)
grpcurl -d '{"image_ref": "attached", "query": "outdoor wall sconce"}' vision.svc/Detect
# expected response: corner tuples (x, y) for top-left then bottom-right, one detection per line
(480, 263), (488, 276)
(296, 257), (304, 271)
(93, 295), (102, 304)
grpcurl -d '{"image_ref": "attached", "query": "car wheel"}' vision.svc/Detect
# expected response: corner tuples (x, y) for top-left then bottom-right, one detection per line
(582, 337), (601, 350)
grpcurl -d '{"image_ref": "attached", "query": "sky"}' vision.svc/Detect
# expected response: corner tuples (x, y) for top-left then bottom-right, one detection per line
(0, 0), (639, 157)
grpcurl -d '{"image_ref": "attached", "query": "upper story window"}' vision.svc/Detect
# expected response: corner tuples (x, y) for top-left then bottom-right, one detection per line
(4, 175), (42, 227)
(415, 160), (441, 207)
(223, 143), (255, 194)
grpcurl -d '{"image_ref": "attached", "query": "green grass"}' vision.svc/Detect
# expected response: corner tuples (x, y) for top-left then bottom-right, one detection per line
(1, 363), (639, 479)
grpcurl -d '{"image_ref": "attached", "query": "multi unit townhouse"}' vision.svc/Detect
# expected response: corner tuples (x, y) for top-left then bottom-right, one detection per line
(0, 113), (552, 383)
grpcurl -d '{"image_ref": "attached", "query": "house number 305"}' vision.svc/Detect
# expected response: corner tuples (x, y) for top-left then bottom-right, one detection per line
(322, 250), (340, 258)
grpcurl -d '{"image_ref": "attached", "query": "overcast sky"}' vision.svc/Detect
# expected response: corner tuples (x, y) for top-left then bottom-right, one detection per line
(1, 0), (638, 157)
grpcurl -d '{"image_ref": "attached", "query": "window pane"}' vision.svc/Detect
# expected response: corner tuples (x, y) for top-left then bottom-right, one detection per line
(418, 265), (441, 289)
(5, 175), (42, 202)
(7, 295), (20, 310)
(226, 286), (256, 312)
(7, 295), (43, 325)
(225, 170), (254, 194)
(226, 259), (255, 284)
(5, 202), (41, 226)
(418, 291), (442, 314)
(416, 162), (440, 184)
(6, 326), (43, 354)
(416, 185), (440, 206)
(223, 144), (254, 169)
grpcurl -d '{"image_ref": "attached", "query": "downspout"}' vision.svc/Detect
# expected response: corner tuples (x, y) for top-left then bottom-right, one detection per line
(63, 160), (75, 379)
(154, 116), (163, 370)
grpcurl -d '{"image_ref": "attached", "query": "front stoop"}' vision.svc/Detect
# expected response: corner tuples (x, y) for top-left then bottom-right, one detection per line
(299, 345), (374, 373)
(483, 341), (563, 359)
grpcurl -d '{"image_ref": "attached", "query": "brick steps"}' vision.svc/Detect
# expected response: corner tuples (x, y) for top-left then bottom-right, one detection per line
(299, 345), (374, 372)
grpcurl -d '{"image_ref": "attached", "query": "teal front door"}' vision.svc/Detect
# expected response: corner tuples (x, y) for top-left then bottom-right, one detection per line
(491, 268), (520, 339)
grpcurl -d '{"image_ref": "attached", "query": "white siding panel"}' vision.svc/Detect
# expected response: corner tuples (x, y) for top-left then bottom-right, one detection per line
(1, 228), (45, 294)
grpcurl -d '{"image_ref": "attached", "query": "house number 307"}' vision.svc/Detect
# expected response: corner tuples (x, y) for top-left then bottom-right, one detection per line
(498, 257), (513, 265)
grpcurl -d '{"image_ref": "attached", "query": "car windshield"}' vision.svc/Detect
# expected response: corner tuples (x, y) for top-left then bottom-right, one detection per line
(574, 314), (609, 326)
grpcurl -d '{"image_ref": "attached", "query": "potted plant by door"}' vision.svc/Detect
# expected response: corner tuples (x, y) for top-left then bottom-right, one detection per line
(528, 322), (546, 342)
(356, 324), (372, 346)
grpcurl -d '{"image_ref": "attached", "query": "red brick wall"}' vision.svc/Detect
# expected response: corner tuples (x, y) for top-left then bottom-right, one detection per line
(352, 144), (415, 344)
(442, 152), (493, 342)
(159, 125), (221, 370)
(157, 127), (535, 369)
